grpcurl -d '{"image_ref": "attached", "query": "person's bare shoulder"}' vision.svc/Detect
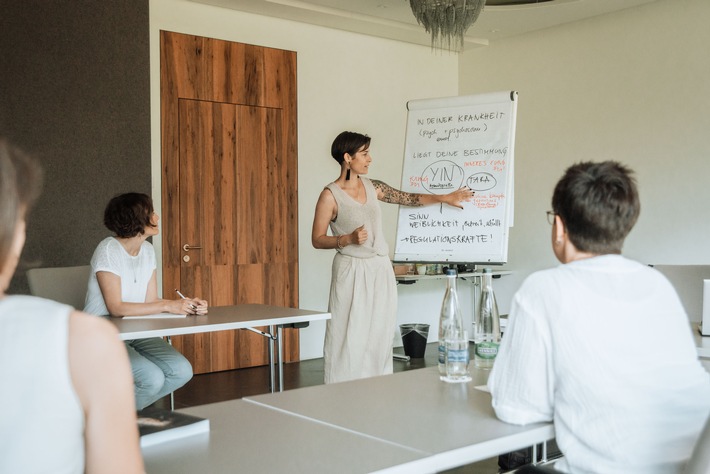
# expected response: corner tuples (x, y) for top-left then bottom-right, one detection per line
(68, 310), (134, 407)
(67, 311), (128, 383)
(314, 187), (338, 221)
(67, 313), (143, 472)
(69, 310), (120, 345)
(317, 186), (336, 204)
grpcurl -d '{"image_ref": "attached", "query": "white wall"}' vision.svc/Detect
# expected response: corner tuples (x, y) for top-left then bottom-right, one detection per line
(390, 0), (710, 343)
(458, 0), (710, 312)
(149, 0), (458, 359)
(150, 0), (709, 361)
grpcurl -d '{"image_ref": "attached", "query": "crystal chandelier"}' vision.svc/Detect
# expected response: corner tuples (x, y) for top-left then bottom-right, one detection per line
(408, 0), (486, 51)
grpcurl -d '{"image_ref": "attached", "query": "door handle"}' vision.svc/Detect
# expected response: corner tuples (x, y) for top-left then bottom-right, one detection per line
(183, 244), (203, 252)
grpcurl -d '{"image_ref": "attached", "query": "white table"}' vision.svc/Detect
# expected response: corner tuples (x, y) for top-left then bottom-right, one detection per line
(141, 365), (554, 473)
(141, 399), (426, 474)
(245, 366), (554, 472)
(111, 304), (330, 392)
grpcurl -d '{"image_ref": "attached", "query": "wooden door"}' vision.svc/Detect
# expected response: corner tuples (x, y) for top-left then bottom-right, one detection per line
(161, 32), (299, 373)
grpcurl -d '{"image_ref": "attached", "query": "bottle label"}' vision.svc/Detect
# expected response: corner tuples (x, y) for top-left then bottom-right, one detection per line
(438, 344), (446, 364)
(475, 341), (499, 359)
(447, 348), (468, 363)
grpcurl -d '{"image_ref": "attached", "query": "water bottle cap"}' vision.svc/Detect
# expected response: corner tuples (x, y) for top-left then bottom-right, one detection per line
(445, 268), (457, 276)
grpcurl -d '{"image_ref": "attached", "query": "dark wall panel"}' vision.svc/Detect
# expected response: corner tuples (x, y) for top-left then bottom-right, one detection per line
(0, 0), (150, 294)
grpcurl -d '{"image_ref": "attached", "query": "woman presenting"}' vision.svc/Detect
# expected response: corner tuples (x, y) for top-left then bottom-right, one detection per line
(312, 131), (473, 384)
(84, 192), (208, 409)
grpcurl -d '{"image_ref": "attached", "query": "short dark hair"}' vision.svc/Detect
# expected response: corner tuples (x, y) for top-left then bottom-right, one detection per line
(0, 138), (43, 268)
(103, 192), (155, 238)
(331, 131), (371, 164)
(552, 161), (640, 254)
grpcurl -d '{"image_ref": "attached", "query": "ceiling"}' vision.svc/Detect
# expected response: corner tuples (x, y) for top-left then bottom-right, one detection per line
(188, 0), (659, 50)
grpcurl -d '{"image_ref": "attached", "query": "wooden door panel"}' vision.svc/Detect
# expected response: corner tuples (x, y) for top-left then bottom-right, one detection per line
(236, 262), (299, 363)
(236, 107), (266, 265)
(263, 111), (288, 264)
(173, 99), (295, 373)
(178, 100), (238, 271)
(161, 31), (298, 374)
(262, 48), (298, 268)
(174, 99), (271, 373)
(185, 264), (240, 373)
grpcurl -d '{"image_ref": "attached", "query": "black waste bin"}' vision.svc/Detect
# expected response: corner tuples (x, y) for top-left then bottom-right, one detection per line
(399, 323), (430, 358)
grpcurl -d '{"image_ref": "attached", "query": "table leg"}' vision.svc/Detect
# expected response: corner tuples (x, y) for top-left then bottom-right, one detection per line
(241, 327), (278, 392)
(269, 325), (275, 393)
(277, 325), (284, 392)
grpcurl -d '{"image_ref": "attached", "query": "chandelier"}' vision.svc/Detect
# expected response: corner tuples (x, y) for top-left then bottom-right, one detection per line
(408, 0), (486, 51)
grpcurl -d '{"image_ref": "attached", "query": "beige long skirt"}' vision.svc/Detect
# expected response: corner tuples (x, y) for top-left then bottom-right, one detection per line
(323, 253), (397, 384)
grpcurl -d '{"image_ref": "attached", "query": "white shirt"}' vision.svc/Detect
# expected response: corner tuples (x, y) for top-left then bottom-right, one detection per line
(0, 295), (85, 473)
(83, 236), (156, 316)
(488, 255), (710, 474)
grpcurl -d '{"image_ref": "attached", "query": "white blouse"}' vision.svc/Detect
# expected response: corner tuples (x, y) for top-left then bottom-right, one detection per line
(84, 236), (156, 316)
(488, 255), (710, 474)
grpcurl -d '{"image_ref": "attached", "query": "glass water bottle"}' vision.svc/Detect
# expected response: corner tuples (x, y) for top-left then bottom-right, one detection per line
(474, 268), (501, 369)
(438, 268), (464, 375)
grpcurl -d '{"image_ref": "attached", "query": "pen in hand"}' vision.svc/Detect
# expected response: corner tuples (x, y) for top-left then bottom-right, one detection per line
(175, 289), (198, 313)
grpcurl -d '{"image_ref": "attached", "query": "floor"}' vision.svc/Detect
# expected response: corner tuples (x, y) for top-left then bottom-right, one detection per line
(153, 342), (507, 473)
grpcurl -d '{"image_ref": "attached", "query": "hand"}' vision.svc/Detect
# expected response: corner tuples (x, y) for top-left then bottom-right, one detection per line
(167, 298), (205, 315)
(190, 298), (209, 315)
(180, 298), (208, 316)
(444, 187), (475, 209)
(350, 225), (368, 245)
(166, 299), (194, 315)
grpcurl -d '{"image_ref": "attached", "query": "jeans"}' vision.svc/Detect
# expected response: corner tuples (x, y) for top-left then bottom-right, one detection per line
(125, 338), (193, 410)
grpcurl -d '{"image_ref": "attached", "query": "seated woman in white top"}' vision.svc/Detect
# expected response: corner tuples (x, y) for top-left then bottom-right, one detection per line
(84, 192), (208, 410)
(488, 161), (710, 474)
(0, 138), (144, 473)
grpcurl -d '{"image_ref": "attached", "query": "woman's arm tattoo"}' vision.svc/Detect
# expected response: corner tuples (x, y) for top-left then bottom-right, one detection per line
(372, 179), (421, 206)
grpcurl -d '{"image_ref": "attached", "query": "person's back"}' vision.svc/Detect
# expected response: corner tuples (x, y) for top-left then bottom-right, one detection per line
(0, 296), (85, 473)
(496, 256), (710, 473)
(489, 161), (710, 474)
(0, 137), (144, 474)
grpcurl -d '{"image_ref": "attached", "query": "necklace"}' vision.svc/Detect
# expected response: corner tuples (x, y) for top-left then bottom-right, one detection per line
(130, 255), (138, 283)
(117, 236), (142, 283)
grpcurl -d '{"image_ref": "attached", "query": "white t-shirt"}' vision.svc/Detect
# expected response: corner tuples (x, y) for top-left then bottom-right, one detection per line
(83, 237), (156, 316)
(488, 255), (710, 474)
(0, 295), (85, 473)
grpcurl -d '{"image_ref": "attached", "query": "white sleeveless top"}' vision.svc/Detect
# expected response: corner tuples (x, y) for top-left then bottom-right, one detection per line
(0, 295), (85, 473)
(327, 177), (389, 258)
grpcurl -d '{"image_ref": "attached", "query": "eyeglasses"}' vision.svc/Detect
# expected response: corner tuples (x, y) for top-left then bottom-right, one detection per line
(546, 211), (557, 225)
